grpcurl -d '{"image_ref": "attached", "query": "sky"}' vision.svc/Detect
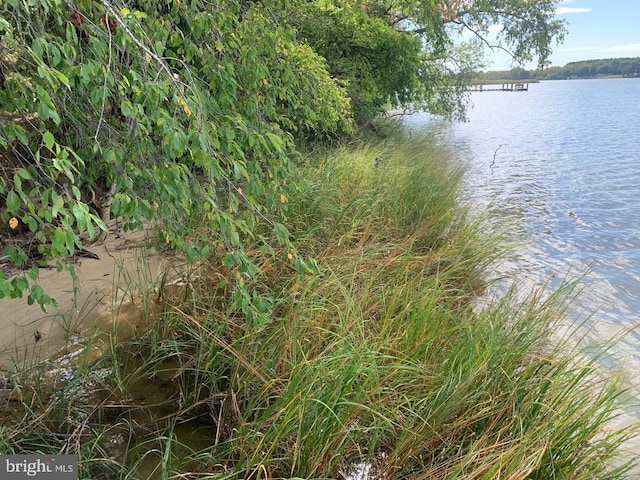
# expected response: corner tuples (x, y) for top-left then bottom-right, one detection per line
(483, 0), (640, 70)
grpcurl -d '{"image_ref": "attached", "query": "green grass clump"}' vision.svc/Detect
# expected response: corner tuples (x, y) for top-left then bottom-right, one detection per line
(1, 130), (637, 479)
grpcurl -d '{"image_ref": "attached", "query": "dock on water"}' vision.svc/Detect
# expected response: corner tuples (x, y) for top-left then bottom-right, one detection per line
(469, 82), (529, 92)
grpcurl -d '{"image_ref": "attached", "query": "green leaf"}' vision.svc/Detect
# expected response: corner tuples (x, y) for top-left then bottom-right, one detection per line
(49, 108), (61, 125)
(171, 131), (186, 154)
(43, 131), (55, 150)
(87, 219), (95, 238)
(51, 228), (66, 255)
(26, 216), (37, 232)
(51, 193), (64, 218)
(15, 168), (32, 181)
(29, 266), (39, 281)
(120, 100), (135, 117)
(72, 203), (86, 226)
(15, 276), (29, 294)
(184, 244), (197, 263)
(64, 228), (77, 255)
(273, 222), (290, 243)
(266, 133), (284, 152)
(6, 190), (20, 213)
(52, 69), (70, 88)
(32, 38), (44, 59)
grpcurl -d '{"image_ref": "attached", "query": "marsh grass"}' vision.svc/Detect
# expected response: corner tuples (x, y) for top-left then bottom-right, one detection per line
(1, 131), (637, 479)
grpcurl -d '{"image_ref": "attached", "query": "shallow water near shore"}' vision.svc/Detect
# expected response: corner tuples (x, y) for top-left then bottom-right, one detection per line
(405, 77), (640, 451)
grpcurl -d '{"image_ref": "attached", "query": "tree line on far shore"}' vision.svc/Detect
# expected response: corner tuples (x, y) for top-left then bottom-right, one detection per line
(482, 56), (640, 81)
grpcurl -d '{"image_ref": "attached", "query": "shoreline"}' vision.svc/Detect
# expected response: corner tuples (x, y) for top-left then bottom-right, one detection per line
(1, 131), (637, 478)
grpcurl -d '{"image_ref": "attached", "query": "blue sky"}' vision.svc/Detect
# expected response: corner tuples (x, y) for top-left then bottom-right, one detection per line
(485, 0), (640, 69)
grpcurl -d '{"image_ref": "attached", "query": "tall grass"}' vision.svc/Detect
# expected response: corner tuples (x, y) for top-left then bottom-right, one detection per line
(1, 130), (637, 479)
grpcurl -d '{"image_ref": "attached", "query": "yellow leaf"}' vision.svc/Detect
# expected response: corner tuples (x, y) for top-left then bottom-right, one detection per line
(176, 96), (192, 117)
(8, 217), (19, 230)
(280, 194), (287, 204)
(287, 252), (293, 260)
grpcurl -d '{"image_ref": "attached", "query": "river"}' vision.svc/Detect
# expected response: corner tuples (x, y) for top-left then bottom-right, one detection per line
(405, 77), (640, 442)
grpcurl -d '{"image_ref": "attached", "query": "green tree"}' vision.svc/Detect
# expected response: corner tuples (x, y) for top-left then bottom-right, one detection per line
(286, 0), (566, 121)
(287, 2), (423, 122)
(0, 0), (349, 313)
(0, 0), (567, 309)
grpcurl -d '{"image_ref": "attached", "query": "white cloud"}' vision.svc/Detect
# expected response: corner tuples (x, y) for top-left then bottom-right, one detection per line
(601, 43), (640, 53)
(556, 7), (591, 14)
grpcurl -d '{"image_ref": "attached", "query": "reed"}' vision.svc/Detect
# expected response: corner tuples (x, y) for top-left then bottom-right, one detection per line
(1, 130), (637, 479)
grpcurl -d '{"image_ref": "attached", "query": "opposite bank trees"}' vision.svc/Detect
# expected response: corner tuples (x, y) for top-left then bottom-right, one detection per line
(0, 0), (565, 312)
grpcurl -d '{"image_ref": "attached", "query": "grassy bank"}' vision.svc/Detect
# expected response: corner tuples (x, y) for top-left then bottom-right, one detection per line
(1, 131), (637, 479)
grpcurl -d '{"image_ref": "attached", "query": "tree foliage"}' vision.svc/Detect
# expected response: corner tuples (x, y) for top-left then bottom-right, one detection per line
(0, 0), (349, 314)
(286, 2), (423, 122)
(286, 0), (566, 120)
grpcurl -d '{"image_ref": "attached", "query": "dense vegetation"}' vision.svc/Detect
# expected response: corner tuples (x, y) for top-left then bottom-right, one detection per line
(481, 56), (640, 81)
(0, 0), (566, 306)
(2, 1), (639, 477)
(2, 133), (636, 478)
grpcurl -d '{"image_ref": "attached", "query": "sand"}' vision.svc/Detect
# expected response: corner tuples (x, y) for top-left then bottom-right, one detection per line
(0, 228), (176, 370)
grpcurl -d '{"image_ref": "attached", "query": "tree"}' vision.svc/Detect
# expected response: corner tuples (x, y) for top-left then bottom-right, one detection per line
(286, 0), (566, 120)
(286, 2), (423, 122)
(0, 0), (349, 314)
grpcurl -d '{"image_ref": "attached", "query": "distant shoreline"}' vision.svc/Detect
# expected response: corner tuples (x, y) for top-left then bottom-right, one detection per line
(478, 56), (640, 82)
(472, 75), (640, 85)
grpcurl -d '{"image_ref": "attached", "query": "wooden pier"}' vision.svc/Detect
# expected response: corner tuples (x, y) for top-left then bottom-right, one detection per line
(469, 82), (529, 92)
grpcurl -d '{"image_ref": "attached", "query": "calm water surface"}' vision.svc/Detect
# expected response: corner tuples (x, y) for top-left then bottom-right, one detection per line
(406, 78), (640, 419)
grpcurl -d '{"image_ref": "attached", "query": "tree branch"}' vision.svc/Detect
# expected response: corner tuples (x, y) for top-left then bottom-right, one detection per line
(455, 17), (514, 58)
(96, 0), (188, 104)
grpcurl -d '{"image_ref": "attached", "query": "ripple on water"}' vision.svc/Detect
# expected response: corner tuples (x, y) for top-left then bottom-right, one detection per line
(405, 78), (640, 458)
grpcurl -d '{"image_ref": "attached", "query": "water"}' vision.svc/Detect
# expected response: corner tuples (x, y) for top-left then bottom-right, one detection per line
(405, 78), (640, 430)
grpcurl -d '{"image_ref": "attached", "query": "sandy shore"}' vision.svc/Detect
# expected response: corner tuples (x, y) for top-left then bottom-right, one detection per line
(0, 229), (169, 370)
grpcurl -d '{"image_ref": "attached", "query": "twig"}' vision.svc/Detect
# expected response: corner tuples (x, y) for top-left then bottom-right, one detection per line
(491, 144), (503, 173)
(96, 0), (188, 104)
(93, 10), (113, 154)
(453, 17), (514, 58)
